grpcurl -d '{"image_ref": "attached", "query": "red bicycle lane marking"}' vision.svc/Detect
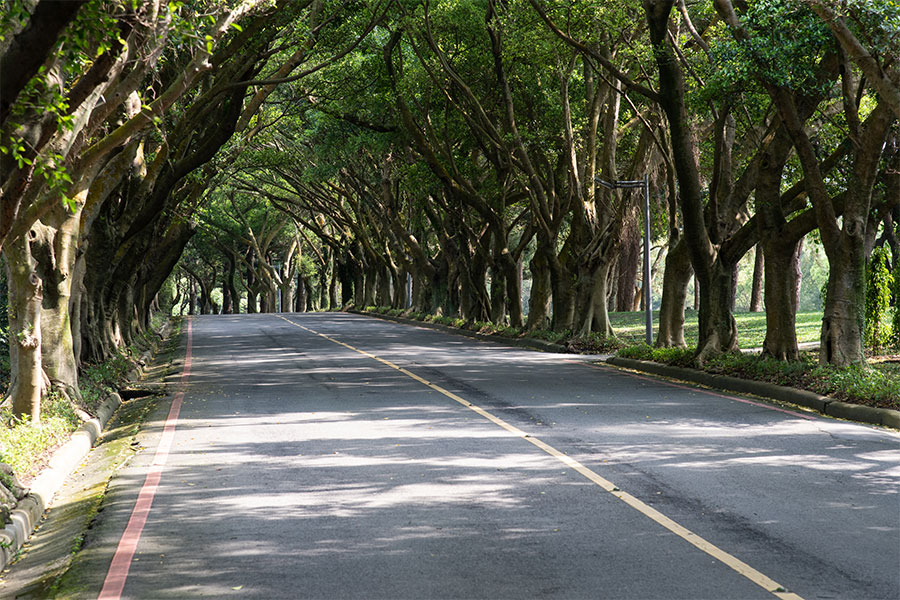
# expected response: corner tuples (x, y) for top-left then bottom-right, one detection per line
(98, 318), (194, 600)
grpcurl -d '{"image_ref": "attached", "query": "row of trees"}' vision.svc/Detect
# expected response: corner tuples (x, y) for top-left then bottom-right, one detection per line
(0, 0), (386, 421)
(2, 0), (898, 423)
(187, 0), (898, 357)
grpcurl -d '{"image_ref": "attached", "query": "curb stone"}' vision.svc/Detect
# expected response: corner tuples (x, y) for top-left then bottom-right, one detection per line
(606, 356), (900, 430)
(0, 393), (122, 572)
(0, 322), (174, 574)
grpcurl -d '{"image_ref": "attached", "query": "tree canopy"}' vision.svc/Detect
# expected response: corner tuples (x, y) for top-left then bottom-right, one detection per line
(1, 0), (898, 422)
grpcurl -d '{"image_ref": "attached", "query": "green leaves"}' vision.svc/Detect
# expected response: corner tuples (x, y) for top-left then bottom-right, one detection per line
(865, 246), (894, 351)
(708, 0), (834, 93)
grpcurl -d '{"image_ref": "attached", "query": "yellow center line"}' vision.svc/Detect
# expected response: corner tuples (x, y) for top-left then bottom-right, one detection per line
(277, 315), (804, 600)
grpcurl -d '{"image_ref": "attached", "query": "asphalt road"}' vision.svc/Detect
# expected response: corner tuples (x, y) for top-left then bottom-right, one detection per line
(31, 313), (900, 599)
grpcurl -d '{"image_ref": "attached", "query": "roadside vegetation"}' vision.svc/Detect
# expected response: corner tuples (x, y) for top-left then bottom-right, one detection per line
(0, 307), (174, 484)
(1, 0), (898, 522)
(362, 305), (900, 411)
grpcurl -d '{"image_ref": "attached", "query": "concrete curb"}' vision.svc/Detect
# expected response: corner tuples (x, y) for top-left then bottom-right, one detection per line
(0, 322), (173, 573)
(0, 392), (122, 572)
(351, 310), (568, 353)
(606, 356), (900, 430)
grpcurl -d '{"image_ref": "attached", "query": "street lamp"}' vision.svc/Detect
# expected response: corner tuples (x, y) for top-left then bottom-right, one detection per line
(594, 174), (653, 345)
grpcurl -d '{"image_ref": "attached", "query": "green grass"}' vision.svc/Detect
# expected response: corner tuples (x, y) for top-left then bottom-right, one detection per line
(607, 310), (823, 348)
(0, 316), (177, 482)
(619, 344), (900, 410)
(0, 394), (83, 479)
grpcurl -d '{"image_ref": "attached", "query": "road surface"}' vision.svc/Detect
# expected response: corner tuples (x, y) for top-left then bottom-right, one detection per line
(24, 313), (900, 599)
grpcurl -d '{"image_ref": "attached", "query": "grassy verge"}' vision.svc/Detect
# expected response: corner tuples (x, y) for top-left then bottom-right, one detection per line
(0, 394), (83, 480)
(362, 306), (825, 350)
(0, 315), (176, 483)
(619, 345), (899, 410)
(360, 306), (899, 412)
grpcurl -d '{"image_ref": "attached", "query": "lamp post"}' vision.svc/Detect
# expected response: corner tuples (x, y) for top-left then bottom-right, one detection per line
(594, 174), (653, 345)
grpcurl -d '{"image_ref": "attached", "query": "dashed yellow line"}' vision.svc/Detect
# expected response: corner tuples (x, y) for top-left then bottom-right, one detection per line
(277, 314), (804, 600)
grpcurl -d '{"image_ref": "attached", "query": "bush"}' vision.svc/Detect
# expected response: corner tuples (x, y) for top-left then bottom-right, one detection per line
(0, 393), (83, 478)
(893, 256), (900, 350)
(617, 347), (900, 410)
(865, 247), (893, 351)
(618, 344), (695, 367)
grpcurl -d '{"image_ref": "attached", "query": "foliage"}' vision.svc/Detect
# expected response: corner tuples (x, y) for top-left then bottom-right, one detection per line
(618, 344), (696, 367)
(79, 352), (135, 414)
(865, 246), (894, 351)
(0, 393), (82, 479)
(619, 347), (900, 410)
(893, 253), (900, 350)
(707, 0), (834, 95)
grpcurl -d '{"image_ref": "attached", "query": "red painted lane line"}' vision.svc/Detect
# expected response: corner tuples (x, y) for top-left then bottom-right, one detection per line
(98, 319), (194, 600)
(569, 359), (817, 420)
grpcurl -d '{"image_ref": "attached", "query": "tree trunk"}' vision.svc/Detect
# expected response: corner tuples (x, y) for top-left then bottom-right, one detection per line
(749, 245), (764, 312)
(616, 217), (641, 311)
(30, 219), (79, 400)
(499, 250), (523, 328)
(296, 275), (308, 312)
(5, 235), (45, 423)
(696, 259), (740, 363)
(656, 237), (692, 347)
(549, 240), (576, 332)
(280, 277), (293, 313)
(574, 259), (615, 337)
(489, 267), (507, 324)
(820, 244), (867, 365)
(526, 251), (551, 331)
(761, 237), (802, 360)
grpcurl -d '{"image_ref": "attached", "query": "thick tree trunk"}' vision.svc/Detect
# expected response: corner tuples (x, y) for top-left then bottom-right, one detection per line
(820, 243), (867, 365)
(223, 254), (238, 314)
(761, 238), (802, 360)
(695, 260), (740, 363)
(30, 220), (79, 399)
(280, 279), (293, 313)
(296, 275), (308, 312)
(656, 238), (692, 347)
(574, 259), (615, 337)
(489, 267), (507, 325)
(222, 282), (233, 314)
(499, 251), (523, 328)
(616, 218), (641, 311)
(526, 251), (551, 331)
(549, 241), (576, 332)
(375, 264), (392, 306)
(5, 236), (45, 422)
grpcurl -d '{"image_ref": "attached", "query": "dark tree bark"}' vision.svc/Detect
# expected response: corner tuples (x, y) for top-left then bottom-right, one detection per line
(656, 237), (693, 347)
(616, 215), (641, 312)
(645, 0), (740, 362)
(0, 0), (88, 126)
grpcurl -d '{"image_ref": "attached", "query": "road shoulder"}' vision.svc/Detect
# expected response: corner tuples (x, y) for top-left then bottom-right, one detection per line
(0, 328), (183, 598)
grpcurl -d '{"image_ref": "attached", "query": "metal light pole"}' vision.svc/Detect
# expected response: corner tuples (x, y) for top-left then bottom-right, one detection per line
(594, 175), (653, 345)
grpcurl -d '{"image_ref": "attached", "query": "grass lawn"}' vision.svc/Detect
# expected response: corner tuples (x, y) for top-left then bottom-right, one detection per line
(608, 310), (823, 348)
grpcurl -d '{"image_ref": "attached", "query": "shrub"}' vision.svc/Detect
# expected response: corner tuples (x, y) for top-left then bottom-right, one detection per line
(893, 256), (900, 350)
(618, 344), (695, 366)
(865, 246), (893, 351)
(0, 392), (83, 478)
